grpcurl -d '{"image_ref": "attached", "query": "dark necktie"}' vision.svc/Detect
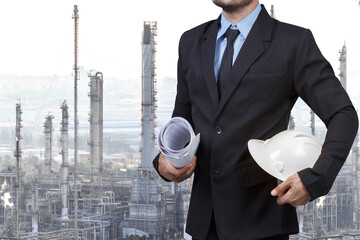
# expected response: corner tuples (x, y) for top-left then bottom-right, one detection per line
(217, 28), (240, 100)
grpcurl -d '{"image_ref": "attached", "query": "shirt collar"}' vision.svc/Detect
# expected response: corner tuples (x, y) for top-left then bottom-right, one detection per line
(217, 4), (261, 41)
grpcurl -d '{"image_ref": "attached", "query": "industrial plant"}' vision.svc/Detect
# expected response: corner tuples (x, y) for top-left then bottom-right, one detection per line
(0, 5), (191, 240)
(0, 4), (359, 240)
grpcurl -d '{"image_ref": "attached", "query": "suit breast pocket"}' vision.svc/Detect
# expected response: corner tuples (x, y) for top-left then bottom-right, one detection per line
(249, 62), (283, 74)
(241, 62), (285, 101)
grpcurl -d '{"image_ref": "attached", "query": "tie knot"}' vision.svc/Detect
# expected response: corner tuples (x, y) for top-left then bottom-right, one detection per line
(226, 28), (240, 45)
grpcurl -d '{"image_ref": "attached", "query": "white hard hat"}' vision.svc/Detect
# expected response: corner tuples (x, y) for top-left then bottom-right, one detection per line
(248, 130), (322, 181)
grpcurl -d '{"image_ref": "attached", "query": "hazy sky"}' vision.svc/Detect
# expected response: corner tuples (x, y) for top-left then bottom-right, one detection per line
(0, 0), (359, 95)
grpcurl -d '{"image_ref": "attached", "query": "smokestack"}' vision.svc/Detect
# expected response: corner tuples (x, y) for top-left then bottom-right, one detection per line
(310, 110), (315, 136)
(288, 114), (295, 130)
(60, 101), (69, 218)
(14, 100), (22, 240)
(44, 113), (54, 175)
(72, 5), (79, 237)
(339, 42), (347, 90)
(140, 21), (157, 169)
(88, 72), (103, 182)
(270, 5), (275, 19)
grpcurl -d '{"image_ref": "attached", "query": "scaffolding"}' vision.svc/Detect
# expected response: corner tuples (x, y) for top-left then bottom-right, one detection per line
(125, 170), (165, 239)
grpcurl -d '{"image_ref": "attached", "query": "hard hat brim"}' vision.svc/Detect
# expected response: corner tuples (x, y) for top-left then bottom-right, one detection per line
(248, 139), (286, 181)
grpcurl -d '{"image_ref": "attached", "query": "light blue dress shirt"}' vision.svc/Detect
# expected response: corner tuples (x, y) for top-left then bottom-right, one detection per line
(214, 4), (261, 82)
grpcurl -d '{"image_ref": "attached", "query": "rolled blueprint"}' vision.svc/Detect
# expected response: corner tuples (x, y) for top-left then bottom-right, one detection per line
(158, 117), (200, 168)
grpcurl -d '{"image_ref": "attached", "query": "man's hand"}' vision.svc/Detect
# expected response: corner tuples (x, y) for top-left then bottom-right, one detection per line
(271, 173), (311, 207)
(158, 153), (197, 183)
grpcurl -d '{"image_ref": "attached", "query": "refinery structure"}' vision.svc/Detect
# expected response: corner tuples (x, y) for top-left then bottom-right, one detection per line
(0, 4), (359, 240)
(0, 6), (191, 240)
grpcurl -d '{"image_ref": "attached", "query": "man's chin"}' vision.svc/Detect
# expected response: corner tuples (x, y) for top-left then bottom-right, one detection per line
(212, 0), (253, 12)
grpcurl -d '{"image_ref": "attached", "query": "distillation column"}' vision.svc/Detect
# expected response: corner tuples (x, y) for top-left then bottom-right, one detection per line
(338, 42), (358, 229)
(288, 115), (295, 130)
(270, 5), (275, 18)
(352, 133), (359, 229)
(125, 22), (165, 240)
(60, 101), (69, 218)
(338, 42), (347, 90)
(88, 72), (103, 183)
(310, 110), (315, 136)
(44, 113), (54, 175)
(15, 101), (22, 240)
(140, 21), (157, 169)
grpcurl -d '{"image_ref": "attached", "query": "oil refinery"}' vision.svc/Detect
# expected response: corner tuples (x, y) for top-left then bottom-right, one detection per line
(0, 4), (359, 240)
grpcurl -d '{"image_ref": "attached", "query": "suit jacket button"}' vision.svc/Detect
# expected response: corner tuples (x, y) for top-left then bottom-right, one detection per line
(216, 127), (222, 135)
(212, 168), (220, 174)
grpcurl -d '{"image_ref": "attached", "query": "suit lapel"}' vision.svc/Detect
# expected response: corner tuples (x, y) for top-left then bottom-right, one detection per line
(201, 18), (221, 108)
(217, 22), (264, 113)
(200, 6), (274, 114)
(216, 5), (273, 116)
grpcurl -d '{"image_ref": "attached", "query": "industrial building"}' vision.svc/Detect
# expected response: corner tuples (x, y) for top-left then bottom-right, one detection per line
(0, 6), (190, 240)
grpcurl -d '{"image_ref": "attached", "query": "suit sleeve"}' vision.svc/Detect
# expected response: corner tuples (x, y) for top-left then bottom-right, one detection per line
(293, 29), (358, 200)
(171, 33), (193, 123)
(152, 33), (193, 180)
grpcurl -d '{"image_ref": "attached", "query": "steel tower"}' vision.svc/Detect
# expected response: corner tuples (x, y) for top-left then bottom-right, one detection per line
(88, 72), (103, 183)
(140, 21), (158, 169)
(60, 101), (69, 219)
(44, 113), (54, 176)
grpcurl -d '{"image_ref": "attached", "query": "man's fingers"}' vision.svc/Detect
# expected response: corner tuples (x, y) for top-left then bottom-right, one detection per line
(159, 154), (188, 176)
(271, 180), (290, 196)
(271, 173), (311, 207)
(185, 159), (197, 176)
(158, 154), (197, 182)
(276, 194), (288, 205)
(173, 163), (197, 183)
(276, 188), (294, 205)
(180, 157), (197, 173)
(171, 157), (196, 177)
(173, 157), (197, 182)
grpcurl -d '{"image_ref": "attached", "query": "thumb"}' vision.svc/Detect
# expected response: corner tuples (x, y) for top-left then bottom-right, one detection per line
(271, 180), (290, 196)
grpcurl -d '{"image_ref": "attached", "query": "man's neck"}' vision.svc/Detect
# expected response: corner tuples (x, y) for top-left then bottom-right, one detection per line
(222, 0), (259, 24)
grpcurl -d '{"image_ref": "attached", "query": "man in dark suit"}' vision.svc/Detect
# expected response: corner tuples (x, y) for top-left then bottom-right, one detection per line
(153, 0), (358, 239)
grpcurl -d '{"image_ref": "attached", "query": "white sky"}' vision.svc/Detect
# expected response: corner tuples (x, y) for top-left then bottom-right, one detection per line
(0, 0), (359, 94)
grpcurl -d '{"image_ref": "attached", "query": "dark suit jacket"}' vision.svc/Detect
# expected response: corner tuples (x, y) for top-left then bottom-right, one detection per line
(153, 5), (358, 239)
